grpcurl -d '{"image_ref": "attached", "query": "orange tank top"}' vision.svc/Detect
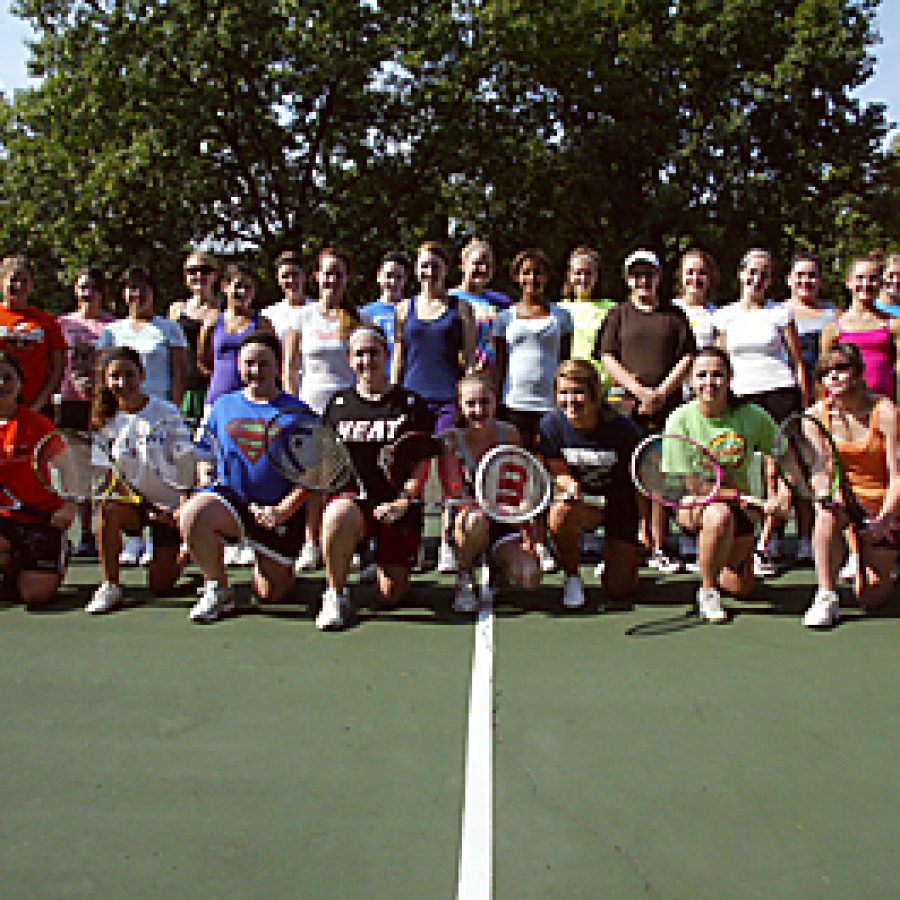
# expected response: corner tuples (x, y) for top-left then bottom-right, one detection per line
(825, 398), (889, 515)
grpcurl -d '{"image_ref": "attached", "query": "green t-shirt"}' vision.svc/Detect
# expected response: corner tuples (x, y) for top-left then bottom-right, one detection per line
(664, 399), (776, 494)
(559, 299), (617, 391)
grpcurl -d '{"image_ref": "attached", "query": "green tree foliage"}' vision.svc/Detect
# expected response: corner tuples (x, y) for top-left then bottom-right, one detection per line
(0, 0), (894, 310)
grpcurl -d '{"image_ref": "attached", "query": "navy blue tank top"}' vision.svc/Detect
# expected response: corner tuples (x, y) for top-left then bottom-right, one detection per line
(402, 295), (463, 402)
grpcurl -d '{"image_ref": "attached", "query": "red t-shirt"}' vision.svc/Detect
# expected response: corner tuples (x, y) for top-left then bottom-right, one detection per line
(0, 305), (67, 406)
(0, 406), (62, 521)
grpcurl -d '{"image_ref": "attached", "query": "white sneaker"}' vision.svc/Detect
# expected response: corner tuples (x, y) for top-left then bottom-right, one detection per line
(753, 550), (778, 578)
(562, 574), (586, 610)
(316, 587), (349, 631)
(795, 537), (813, 562)
(537, 543), (557, 573)
(803, 589), (840, 628)
(838, 554), (858, 583)
(593, 560), (606, 579)
(437, 541), (458, 574)
(237, 544), (255, 566)
(189, 582), (235, 623)
(648, 549), (681, 574)
(119, 535), (144, 566)
(453, 575), (480, 613)
(697, 586), (727, 623)
(297, 542), (322, 571)
(85, 581), (123, 615)
(223, 543), (241, 566)
(138, 538), (154, 566)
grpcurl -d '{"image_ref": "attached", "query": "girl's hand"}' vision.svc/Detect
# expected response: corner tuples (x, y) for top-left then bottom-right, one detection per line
(50, 500), (77, 530)
(374, 497), (411, 525)
(249, 502), (293, 528)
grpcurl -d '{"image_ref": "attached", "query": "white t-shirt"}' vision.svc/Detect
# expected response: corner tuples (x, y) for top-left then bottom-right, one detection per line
(672, 299), (717, 350)
(97, 396), (184, 509)
(712, 301), (796, 396)
(262, 299), (307, 342)
(96, 317), (188, 401)
(296, 303), (355, 414)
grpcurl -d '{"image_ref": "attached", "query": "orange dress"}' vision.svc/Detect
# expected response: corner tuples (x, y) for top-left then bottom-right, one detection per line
(825, 399), (889, 516)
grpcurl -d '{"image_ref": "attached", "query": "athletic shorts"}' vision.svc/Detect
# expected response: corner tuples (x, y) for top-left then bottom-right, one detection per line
(333, 498), (423, 569)
(737, 386), (802, 424)
(498, 407), (545, 450)
(54, 399), (90, 431)
(448, 501), (519, 555)
(122, 500), (181, 549)
(208, 486), (306, 567)
(0, 516), (69, 574)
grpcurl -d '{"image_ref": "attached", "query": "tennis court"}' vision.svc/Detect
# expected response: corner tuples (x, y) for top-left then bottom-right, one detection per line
(1, 544), (897, 898)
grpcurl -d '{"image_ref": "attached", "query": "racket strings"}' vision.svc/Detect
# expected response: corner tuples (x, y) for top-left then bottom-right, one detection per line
(632, 437), (719, 506)
(774, 417), (840, 501)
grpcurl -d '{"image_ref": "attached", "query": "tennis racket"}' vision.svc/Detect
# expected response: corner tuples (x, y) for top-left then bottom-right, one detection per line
(0, 448), (52, 518)
(630, 432), (767, 511)
(264, 408), (360, 494)
(474, 444), (605, 524)
(378, 430), (446, 488)
(772, 413), (843, 504)
(147, 416), (224, 495)
(33, 430), (145, 506)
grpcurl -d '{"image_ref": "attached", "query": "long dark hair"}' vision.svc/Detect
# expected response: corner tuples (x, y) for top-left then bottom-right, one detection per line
(90, 346), (144, 431)
(693, 345), (743, 411)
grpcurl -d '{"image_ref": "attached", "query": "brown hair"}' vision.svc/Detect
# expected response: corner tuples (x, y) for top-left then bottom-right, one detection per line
(562, 246), (601, 300)
(553, 358), (603, 405)
(417, 241), (450, 266)
(510, 247), (550, 281)
(317, 247), (359, 342)
(814, 342), (865, 382)
(738, 247), (775, 279)
(460, 238), (494, 267)
(678, 248), (719, 299)
(90, 346), (144, 431)
(846, 252), (884, 278)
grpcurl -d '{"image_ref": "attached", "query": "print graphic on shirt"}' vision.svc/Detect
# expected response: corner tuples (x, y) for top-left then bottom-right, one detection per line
(0, 322), (45, 347)
(708, 430), (747, 470)
(334, 415), (408, 444)
(225, 419), (268, 464)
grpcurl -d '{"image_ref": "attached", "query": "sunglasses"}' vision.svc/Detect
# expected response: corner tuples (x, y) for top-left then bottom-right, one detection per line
(185, 266), (214, 276)
(819, 363), (853, 378)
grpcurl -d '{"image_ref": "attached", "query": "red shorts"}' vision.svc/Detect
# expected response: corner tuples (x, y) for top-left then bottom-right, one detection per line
(330, 497), (423, 569)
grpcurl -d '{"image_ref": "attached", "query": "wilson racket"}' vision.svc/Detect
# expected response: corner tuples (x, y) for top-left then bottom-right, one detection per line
(630, 432), (766, 511)
(264, 409), (359, 494)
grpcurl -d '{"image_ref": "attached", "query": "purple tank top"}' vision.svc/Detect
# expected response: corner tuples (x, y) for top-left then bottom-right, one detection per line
(206, 311), (260, 406)
(402, 295), (464, 402)
(838, 325), (895, 400)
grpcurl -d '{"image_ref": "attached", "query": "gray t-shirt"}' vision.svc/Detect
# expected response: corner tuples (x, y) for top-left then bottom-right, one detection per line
(96, 316), (188, 401)
(494, 304), (573, 412)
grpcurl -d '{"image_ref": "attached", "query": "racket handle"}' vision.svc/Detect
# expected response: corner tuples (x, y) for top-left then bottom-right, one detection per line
(557, 489), (606, 509)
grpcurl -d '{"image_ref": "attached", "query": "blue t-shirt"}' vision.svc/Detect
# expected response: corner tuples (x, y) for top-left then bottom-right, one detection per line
(537, 407), (640, 543)
(205, 390), (316, 506)
(359, 299), (397, 378)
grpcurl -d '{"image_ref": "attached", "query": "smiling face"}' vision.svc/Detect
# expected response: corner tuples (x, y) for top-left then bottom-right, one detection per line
(690, 352), (730, 407)
(680, 253), (711, 304)
(569, 256), (599, 300)
(349, 332), (388, 387)
(739, 252), (772, 302)
(462, 248), (493, 293)
(377, 260), (407, 303)
(788, 259), (821, 305)
(277, 263), (304, 303)
(555, 375), (599, 428)
(516, 259), (547, 300)
(123, 280), (154, 319)
(846, 259), (882, 308)
(458, 378), (497, 428)
(816, 349), (862, 400)
(1, 266), (32, 308)
(417, 250), (446, 292)
(316, 253), (347, 304)
(224, 273), (255, 312)
(184, 262), (217, 298)
(74, 273), (103, 308)
(626, 264), (660, 305)
(104, 356), (144, 405)
(237, 341), (279, 395)
(885, 258), (900, 301)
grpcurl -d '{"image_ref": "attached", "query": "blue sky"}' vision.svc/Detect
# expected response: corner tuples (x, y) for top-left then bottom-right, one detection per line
(1, 0), (897, 141)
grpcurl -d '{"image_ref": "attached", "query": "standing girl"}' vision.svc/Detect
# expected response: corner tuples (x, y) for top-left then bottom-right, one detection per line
(712, 248), (809, 575)
(672, 248), (719, 353)
(168, 252), (221, 422)
(284, 247), (358, 569)
(85, 348), (185, 614)
(262, 250), (307, 342)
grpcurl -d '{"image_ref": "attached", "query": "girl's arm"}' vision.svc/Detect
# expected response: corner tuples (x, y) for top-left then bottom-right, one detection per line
(168, 300), (183, 322)
(459, 300), (477, 373)
(890, 318), (900, 400)
(196, 313), (216, 378)
(390, 300), (408, 386)
(283, 327), (301, 395)
(656, 353), (693, 403)
(782, 319), (811, 406)
(599, 353), (651, 403)
(31, 349), (66, 411)
(819, 320), (839, 358)
(874, 401), (900, 522)
(169, 346), (187, 408)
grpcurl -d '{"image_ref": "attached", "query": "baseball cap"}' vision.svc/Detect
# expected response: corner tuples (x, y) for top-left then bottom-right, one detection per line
(622, 249), (660, 274)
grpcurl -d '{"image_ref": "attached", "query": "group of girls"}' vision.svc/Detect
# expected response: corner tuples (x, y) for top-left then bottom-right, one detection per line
(0, 246), (897, 628)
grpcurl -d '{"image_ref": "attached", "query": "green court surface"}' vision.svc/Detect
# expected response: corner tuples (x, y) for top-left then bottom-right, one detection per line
(1, 552), (898, 899)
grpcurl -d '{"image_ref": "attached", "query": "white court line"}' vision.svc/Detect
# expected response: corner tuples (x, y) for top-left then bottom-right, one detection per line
(456, 601), (494, 900)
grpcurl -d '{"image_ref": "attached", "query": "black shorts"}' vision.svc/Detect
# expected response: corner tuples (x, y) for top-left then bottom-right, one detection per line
(210, 486), (306, 567)
(0, 516), (69, 574)
(498, 407), (545, 450)
(738, 386), (802, 424)
(54, 399), (91, 431)
(122, 501), (182, 549)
